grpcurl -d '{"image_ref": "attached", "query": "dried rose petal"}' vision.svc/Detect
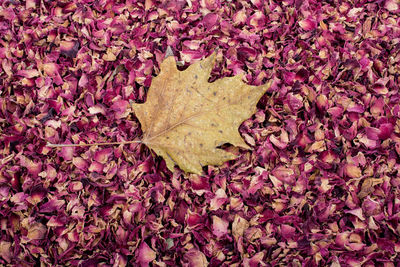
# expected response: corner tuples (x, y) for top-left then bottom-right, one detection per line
(0, 241), (12, 263)
(184, 249), (208, 267)
(299, 18), (317, 31)
(212, 216), (229, 238)
(136, 242), (156, 266)
(344, 164), (362, 178)
(26, 223), (47, 240)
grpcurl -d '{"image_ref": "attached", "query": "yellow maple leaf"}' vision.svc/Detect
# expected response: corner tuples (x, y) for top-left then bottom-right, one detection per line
(132, 53), (270, 174)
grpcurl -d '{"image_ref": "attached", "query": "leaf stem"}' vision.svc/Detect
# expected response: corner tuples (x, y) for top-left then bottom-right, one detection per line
(46, 140), (142, 148)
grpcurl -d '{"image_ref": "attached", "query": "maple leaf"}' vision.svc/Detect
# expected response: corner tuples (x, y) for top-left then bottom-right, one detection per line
(132, 53), (270, 174)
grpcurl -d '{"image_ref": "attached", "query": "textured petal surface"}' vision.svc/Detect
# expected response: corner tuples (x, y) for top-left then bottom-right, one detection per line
(1, 0), (400, 266)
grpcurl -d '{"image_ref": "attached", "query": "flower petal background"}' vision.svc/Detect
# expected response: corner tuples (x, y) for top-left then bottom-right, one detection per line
(1, 0), (400, 266)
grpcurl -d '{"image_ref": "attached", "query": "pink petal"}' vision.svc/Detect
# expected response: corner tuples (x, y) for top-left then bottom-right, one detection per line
(94, 148), (113, 164)
(190, 175), (210, 191)
(212, 216), (229, 238)
(88, 105), (106, 115)
(385, 0), (399, 11)
(89, 161), (104, 173)
(232, 215), (249, 241)
(17, 69), (40, 78)
(186, 211), (204, 227)
(233, 8), (247, 25)
(60, 146), (74, 161)
(26, 0), (36, 9)
(327, 106), (344, 118)
(299, 18), (317, 31)
(184, 249), (208, 267)
(320, 150), (338, 164)
(69, 181), (83, 192)
(72, 157), (89, 170)
(378, 123), (393, 140)
(202, 13), (219, 28)
(271, 166), (295, 185)
(244, 252), (265, 267)
(209, 188), (228, 211)
(136, 242), (156, 266)
(365, 127), (380, 140)
(281, 224), (296, 239)
(18, 155), (42, 176)
(78, 73), (89, 87)
(372, 83), (388, 95)
(111, 100), (129, 119)
(345, 208), (366, 220)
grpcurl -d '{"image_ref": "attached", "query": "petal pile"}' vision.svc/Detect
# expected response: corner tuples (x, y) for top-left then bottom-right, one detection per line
(1, 0), (400, 266)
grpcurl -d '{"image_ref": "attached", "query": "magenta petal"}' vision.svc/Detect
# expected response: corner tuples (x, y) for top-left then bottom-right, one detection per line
(89, 161), (104, 173)
(299, 18), (317, 31)
(190, 175), (210, 191)
(17, 69), (40, 78)
(372, 83), (388, 95)
(202, 13), (219, 28)
(186, 211), (204, 227)
(72, 157), (88, 170)
(94, 148), (113, 164)
(111, 100), (129, 119)
(295, 69), (309, 82)
(378, 123), (393, 140)
(281, 224), (296, 240)
(365, 127), (380, 140)
(347, 102), (364, 113)
(40, 199), (65, 213)
(60, 146), (74, 161)
(362, 197), (381, 216)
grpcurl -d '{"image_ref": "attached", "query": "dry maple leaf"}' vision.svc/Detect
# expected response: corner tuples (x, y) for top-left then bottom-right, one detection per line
(132, 53), (270, 174)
